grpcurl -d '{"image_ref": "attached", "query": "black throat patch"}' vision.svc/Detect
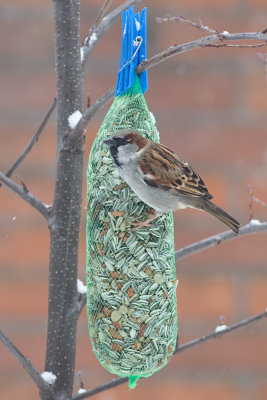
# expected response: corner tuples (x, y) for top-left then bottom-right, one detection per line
(109, 146), (120, 167)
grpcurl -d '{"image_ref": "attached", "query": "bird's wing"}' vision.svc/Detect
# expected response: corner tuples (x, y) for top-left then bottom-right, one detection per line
(139, 142), (213, 199)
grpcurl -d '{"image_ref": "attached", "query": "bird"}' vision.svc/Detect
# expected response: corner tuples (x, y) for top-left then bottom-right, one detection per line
(103, 129), (240, 234)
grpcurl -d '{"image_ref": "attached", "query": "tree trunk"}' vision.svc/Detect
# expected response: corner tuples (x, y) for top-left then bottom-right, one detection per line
(44, 1), (84, 399)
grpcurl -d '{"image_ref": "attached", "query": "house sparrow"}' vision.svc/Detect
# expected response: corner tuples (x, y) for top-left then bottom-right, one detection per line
(103, 129), (240, 234)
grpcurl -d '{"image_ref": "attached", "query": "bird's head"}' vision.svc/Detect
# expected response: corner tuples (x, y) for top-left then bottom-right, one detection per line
(103, 129), (147, 166)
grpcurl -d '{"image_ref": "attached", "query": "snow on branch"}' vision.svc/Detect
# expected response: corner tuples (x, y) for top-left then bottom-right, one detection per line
(68, 110), (83, 130)
(77, 279), (87, 294)
(41, 371), (57, 385)
(173, 310), (267, 355)
(214, 324), (228, 333)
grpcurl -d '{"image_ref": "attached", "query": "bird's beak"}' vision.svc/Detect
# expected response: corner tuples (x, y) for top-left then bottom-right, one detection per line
(103, 137), (117, 146)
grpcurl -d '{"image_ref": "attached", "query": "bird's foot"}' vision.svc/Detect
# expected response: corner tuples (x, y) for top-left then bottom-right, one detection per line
(129, 210), (159, 231)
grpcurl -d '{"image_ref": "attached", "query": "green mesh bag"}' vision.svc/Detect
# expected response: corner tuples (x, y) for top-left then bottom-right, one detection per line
(86, 7), (177, 388)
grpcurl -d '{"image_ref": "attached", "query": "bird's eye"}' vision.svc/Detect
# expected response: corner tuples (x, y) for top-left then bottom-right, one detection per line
(116, 137), (129, 146)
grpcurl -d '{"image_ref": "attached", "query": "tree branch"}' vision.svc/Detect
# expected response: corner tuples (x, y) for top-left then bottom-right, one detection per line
(136, 32), (267, 74)
(84, 0), (112, 46)
(73, 377), (128, 400)
(81, 0), (143, 67)
(156, 15), (267, 46)
(156, 15), (220, 35)
(257, 52), (267, 82)
(0, 98), (57, 187)
(206, 43), (267, 49)
(77, 31), (267, 132)
(0, 171), (50, 219)
(0, 329), (54, 398)
(175, 221), (267, 262)
(72, 310), (267, 399)
(174, 310), (267, 355)
(248, 184), (267, 221)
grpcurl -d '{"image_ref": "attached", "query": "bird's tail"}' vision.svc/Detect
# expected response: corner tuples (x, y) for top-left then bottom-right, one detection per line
(202, 200), (240, 234)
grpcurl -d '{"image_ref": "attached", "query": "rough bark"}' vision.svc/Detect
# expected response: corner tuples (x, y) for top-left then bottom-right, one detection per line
(44, 1), (84, 399)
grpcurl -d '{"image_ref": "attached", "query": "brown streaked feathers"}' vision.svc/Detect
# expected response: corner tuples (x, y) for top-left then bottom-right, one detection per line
(104, 129), (240, 234)
(139, 141), (213, 200)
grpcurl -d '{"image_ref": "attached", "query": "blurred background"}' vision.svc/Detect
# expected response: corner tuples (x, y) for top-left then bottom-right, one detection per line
(1, 0), (267, 399)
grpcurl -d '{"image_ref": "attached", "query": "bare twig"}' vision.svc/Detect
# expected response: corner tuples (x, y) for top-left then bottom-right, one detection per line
(206, 43), (267, 48)
(87, 95), (91, 108)
(174, 310), (267, 355)
(0, 171), (50, 219)
(73, 377), (128, 400)
(71, 86), (115, 138)
(156, 15), (219, 36)
(16, 175), (29, 193)
(136, 32), (267, 74)
(94, 0), (112, 26)
(81, 0), (143, 67)
(77, 371), (85, 391)
(248, 184), (267, 221)
(84, 0), (112, 47)
(248, 184), (254, 220)
(175, 221), (267, 262)
(73, 311), (267, 400)
(253, 197), (267, 208)
(0, 329), (54, 397)
(0, 98), (57, 188)
(257, 52), (267, 83)
(156, 15), (267, 45)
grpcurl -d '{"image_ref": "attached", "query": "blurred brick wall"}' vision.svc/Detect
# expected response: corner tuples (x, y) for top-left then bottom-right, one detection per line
(1, 1), (267, 399)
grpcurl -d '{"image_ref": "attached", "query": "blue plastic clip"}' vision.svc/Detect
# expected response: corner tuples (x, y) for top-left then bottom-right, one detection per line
(115, 6), (148, 96)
